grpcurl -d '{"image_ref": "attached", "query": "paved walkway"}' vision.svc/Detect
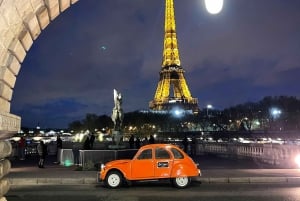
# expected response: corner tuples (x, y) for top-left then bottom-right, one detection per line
(6, 155), (300, 185)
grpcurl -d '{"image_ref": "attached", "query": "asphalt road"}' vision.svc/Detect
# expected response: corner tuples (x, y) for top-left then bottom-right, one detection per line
(6, 183), (300, 201)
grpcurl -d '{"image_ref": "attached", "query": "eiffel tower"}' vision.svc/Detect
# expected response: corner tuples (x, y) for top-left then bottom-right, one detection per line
(149, 0), (199, 113)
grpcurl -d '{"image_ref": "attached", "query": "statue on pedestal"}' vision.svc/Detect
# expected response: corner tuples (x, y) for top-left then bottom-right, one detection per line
(111, 89), (124, 146)
(111, 89), (123, 131)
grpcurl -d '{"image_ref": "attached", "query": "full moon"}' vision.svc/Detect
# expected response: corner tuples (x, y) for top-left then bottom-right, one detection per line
(204, 0), (223, 14)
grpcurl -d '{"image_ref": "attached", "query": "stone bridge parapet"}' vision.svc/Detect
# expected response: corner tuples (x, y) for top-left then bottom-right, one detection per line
(198, 142), (300, 168)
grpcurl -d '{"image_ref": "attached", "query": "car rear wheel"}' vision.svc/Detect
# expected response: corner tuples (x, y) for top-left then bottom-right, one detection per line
(105, 171), (122, 188)
(172, 176), (191, 188)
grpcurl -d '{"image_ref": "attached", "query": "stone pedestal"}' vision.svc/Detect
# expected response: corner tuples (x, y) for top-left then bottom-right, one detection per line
(108, 130), (126, 150)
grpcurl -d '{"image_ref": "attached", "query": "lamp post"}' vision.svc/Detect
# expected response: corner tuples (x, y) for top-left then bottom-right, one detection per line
(270, 108), (282, 130)
(207, 104), (213, 117)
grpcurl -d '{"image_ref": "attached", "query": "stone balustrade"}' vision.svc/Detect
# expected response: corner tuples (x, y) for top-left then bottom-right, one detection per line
(198, 142), (300, 168)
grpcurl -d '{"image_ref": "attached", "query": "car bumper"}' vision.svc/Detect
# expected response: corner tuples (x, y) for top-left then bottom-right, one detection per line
(97, 172), (105, 183)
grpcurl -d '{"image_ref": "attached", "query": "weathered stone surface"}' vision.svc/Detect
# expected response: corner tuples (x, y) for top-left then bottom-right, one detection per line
(0, 81), (12, 101)
(30, 0), (44, 11)
(0, 141), (11, 159)
(45, 0), (60, 20)
(23, 13), (41, 40)
(0, 97), (9, 113)
(8, 39), (26, 63)
(18, 29), (33, 52)
(5, 54), (20, 76)
(0, 17), (8, 44)
(0, 159), (11, 179)
(0, 178), (10, 197)
(71, 0), (79, 4)
(0, 16), (14, 49)
(0, 196), (8, 201)
(26, 19), (40, 40)
(36, 6), (50, 30)
(0, 66), (16, 89)
(59, 0), (70, 12)
(0, 48), (9, 65)
(0, 0), (24, 35)
(15, 0), (34, 20)
(0, 112), (21, 138)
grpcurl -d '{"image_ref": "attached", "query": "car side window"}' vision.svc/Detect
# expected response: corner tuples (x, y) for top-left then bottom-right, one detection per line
(155, 148), (170, 159)
(137, 149), (152, 160)
(171, 148), (184, 159)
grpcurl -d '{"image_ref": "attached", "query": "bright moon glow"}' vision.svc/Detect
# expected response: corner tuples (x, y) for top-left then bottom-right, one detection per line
(205, 0), (223, 14)
(295, 155), (300, 168)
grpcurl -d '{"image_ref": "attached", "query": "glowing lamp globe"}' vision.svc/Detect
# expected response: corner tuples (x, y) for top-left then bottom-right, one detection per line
(204, 0), (223, 14)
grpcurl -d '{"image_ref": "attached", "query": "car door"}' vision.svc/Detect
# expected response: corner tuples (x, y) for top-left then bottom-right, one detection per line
(154, 147), (173, 178)
(131, 148), (155, 179)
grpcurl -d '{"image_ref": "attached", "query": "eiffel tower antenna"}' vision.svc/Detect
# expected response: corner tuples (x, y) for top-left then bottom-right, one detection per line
(149, 0), (199, 113)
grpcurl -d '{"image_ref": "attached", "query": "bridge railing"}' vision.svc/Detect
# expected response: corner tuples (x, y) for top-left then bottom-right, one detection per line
(197, 142), (300, 168)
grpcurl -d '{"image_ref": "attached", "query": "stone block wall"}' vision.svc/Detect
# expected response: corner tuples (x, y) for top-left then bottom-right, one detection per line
(0, 141), (11, 201)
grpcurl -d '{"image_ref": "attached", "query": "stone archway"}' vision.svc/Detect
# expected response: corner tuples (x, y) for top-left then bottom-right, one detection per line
(0, 0), (79, 199)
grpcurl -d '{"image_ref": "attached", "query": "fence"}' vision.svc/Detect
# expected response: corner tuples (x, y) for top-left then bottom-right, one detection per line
(58, 149), (138, 169)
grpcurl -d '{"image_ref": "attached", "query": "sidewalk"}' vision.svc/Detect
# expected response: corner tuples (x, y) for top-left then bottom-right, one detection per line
(6, 155), (300, 185)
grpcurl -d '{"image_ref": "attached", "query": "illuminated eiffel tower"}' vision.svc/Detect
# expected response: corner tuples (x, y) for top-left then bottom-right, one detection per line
(149, 0), (199, 113)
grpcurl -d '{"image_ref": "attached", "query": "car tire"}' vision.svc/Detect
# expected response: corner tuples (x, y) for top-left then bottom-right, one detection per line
(105, 171), (123, 188)
(172, 176), (191, 188)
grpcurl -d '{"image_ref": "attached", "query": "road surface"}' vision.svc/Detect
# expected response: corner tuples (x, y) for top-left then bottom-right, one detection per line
(6, 182), (300, 201)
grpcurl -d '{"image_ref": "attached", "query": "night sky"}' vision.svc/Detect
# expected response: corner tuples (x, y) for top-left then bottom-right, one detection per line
(10, 0), (300, 128)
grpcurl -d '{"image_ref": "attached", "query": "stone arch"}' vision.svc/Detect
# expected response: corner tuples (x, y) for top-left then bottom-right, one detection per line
(0, 0), (79, 137)
(0, 0), (79, 199)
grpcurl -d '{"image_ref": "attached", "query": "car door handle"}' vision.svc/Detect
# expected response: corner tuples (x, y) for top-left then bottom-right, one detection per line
(157, 162), (169, 168)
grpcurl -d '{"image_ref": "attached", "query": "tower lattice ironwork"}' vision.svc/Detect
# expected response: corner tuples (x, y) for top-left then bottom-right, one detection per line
(149, 0), (199, 113)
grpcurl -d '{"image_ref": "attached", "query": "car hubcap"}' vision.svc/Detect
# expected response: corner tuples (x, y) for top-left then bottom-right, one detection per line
(108, 174), (120, 187)
(176, 177), (188, 187)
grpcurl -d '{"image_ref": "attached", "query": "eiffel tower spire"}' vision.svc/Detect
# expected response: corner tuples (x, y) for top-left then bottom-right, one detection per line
(162, 0), (180, 67)
(149, 0), (199, 113)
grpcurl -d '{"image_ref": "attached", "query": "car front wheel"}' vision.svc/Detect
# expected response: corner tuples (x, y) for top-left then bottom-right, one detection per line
(172, 176), (191, 188)
(105, 171), (122, 188)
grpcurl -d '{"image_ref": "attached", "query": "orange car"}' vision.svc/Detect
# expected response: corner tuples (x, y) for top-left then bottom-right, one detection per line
(98, 144), (201, 188)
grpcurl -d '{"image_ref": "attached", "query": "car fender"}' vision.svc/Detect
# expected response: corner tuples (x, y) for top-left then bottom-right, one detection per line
(171, 163), (198, 177)
(101, 161), (132, 180)
(105, 167), (127, 179)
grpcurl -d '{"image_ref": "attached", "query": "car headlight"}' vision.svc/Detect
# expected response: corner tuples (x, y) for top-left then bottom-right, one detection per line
(100, 163), (106, 171)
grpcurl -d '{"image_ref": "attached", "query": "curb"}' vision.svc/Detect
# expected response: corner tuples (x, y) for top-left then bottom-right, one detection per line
(194, 176), (300, 184)
(8, 176), (300, 185)
(8, 178), (97, 185)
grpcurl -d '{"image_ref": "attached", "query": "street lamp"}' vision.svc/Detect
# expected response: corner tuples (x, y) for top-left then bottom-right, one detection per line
(206, 104), (213, 117)
(204, 0), (224, 14)
(270, 108), (282, 119)
(269, 107), (282, 131)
